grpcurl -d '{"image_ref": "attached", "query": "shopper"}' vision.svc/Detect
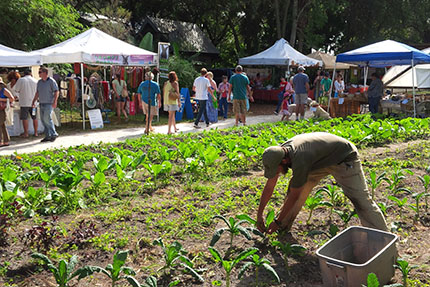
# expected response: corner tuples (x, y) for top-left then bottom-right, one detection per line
(228, 65), (253, 126)
(368, 73), (383, 114)
(32, 67), (59, 142)
(14, 69), (38, 137)
(112, 73), (128, 122)
(137, 71), (161, 133)
(0, 78), (14, 147)
(193, 68), (213, 128)
(163, 71), (181, 134)
(292, 66), (309, 120)
(217, 75), (230, 120)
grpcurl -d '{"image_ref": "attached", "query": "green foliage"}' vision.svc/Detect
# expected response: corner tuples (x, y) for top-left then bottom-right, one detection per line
(31, 253), (92, 287)
(394, 258), (418, 287)
(168, 56), (198, 91)
(238, 254), (280, 286)
(209, 247), (257, 287)
(271, 241), (306, 272)
(153, 238), (204, 282)
(367, 171), (387, 200)
(0, 0), (82, 50)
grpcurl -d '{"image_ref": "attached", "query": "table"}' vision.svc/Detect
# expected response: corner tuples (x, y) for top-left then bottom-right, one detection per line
(329, 98), (364, 118)
(6, 106), (45, 137)
(252, 89), (281, 103)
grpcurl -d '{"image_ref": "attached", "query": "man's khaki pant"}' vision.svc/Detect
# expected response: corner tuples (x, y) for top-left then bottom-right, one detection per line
(279, 159), (388, 231)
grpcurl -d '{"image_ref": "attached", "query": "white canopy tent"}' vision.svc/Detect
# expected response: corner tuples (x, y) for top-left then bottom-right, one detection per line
(307, 51), (352, 70)
(239, 38), (322, 67)
(382, 48), (430, 88)
(0, 44), (41, 67)
(333, 40), (430, 117)
(33, 28), (158, 129)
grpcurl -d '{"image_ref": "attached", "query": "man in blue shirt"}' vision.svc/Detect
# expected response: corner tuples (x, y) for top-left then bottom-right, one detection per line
(228, 65), (253, 126)
(137, 71), (161, 133)
(292, 66), (309, 120)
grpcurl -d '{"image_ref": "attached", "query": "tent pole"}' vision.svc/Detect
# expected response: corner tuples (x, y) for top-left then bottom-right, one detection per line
(327, 64), (337, 114)
(81, 63), (85, 130)
(412, 58), (416, 118)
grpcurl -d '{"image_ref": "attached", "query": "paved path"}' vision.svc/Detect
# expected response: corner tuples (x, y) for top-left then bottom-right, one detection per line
(0, 111), (312, 156)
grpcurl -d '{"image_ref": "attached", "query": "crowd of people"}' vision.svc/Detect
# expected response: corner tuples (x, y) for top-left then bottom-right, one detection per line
(0, 63), (386, 148)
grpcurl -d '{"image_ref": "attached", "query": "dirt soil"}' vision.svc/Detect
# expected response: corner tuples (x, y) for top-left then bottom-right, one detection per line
(1, 138), (430, 287)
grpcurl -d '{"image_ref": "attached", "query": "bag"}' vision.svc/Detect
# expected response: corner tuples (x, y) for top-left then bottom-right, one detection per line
(121, 81), (128, 98)
(169, 90), (180, 101)
(0, 101), (6, 110)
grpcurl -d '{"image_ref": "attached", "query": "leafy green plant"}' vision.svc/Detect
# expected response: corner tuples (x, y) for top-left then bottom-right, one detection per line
(210, 215), (260, 248)
(367, 171), (387, 200)
(208, 247), (257, 287)
(153, 238), (203, 282)
(238, 254), (280, 286)
(31, 253), (92, 287)
(304, 193), (324, 224)
(363, 273), (379, 287)
(236, 210), (274, 236)
(307, 223), (340, 239)
(394, 258), (418, 287)
(82, 250), (143, 287)
(417, 174), (430, 212)
(271, 241), (306, 273)
(388, 196), (408, 219)
(318, 184), (344, 219)
(384, 165), (413, 195)
(334, 208), (357, 226)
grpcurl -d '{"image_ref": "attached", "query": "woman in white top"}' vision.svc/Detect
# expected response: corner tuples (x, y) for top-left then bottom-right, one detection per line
(334, 74), (345, 98)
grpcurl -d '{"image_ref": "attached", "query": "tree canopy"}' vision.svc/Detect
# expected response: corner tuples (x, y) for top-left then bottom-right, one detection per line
(1, 0), (429, 66)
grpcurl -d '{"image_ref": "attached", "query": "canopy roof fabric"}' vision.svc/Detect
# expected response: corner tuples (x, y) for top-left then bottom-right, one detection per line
(336, 40), (430, 67)
(239, 38), (322, 67)
(34, 28), (157, 66)
(307, 51), (352, 70)
(382, 47), (430, 88)
(0, 44), (41, 67)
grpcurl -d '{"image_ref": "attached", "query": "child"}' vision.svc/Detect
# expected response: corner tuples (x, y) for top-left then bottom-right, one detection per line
(280, 94), (291, 121)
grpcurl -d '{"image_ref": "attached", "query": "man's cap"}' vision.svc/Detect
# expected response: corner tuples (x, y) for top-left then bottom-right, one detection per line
(298, 66), (305, 72)
(262, 146), (286, 178)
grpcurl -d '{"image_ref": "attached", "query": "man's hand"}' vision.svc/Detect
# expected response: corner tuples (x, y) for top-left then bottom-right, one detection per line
(52, 100), (57, 109)
(256, 216), (266, 233)
(267, 221), (280, 234)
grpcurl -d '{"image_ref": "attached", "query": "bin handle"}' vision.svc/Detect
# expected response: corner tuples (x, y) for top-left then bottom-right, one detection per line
(326, 261), (345, 270)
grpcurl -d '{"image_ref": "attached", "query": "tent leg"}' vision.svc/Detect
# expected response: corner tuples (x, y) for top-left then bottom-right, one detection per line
(81, 63), (85, 130)
(327, 65), (337, 114)
(412, 58), (416, 118)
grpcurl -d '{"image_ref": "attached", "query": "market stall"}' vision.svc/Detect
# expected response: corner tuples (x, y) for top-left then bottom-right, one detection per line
(0, 44), (41, 67)
(32, 28), (158, 129)
(239, 38), (322, 102)
(333, 40), (430, 117)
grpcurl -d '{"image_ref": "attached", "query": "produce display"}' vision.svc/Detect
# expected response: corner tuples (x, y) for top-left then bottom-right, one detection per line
(0, 114), (429, 286)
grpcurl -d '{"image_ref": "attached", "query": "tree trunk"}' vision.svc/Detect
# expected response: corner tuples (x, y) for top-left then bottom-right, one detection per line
(228, 19), (241, 57)
(274, 0), (282, 39)
(281, 0), (292, 38)
(289, 0), (298, 47)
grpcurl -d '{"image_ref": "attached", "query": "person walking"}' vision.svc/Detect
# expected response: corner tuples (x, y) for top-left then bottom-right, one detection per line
(206, 72), (218, 124)
(256, 132), (388, 234)
(193, 68), (213, 128)
(292, 66), (309, 120)
(334, 73), (345, 98)
(137, 71), (161, 133)
(228, 65), (253, 126)
(112, 73), (128, 122)
(217, 75), (230, 120)
(14, 69), (38, 137)
(368, 73), (383, 114)
(32, 67), (59, 142)
(274, 77), (289, 115)
(313, 70), (323, 102)
(163, 71), (181, 134)
(0, 78), (14, 147)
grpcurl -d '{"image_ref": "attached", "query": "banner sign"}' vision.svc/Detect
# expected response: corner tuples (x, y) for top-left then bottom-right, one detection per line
(87, 109), (104, 129)
(158, 42), (170, 79)
(175, 88), (194, 121)
(91, 54), (155, 66)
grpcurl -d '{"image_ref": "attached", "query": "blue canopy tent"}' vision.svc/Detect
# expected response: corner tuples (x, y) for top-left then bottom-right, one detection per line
(331, 40), (430, 117)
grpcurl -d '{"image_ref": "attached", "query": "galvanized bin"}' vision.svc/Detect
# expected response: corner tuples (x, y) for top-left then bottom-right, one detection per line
(316, 226), (398, 287)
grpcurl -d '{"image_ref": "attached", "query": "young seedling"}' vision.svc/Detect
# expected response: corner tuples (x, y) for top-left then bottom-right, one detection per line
(208, 246), (257, 287)
(238, 254), (280, 286)
(367, 171), (387, 200)
(317, 184), (344, 219)
(394, 258), (418, 287)
(377, 202), (391, 217)
(236, 210), (274, 237)
(31, 253), (93, 287)
(153, 238), (204, 282)
(304, 193), (324, 224)
(210, 215), (260, 248)
(307, 223), (340, 239)
(410, 192), (425, 222)
(334, 208), (357, 226)
(363, 272), (379, 287)
(271, 241), (306, 274)
(82, 250), (143, 287)
(417, 174), (430, 212)
(388, 196), (408, 219)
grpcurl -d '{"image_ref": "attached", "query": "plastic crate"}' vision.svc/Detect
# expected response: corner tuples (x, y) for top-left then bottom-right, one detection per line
(316, 226), (398, 287)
